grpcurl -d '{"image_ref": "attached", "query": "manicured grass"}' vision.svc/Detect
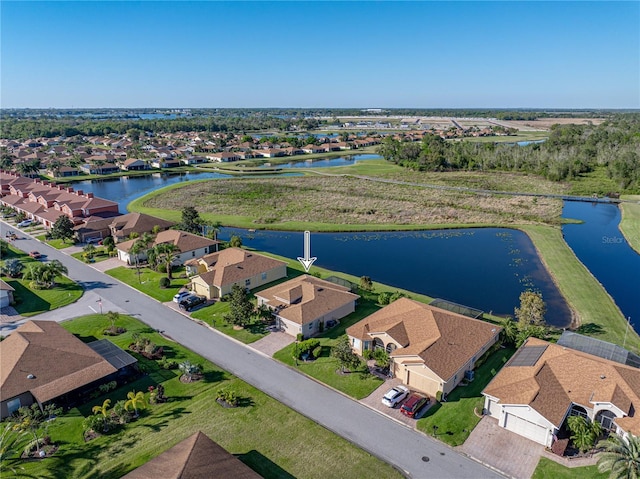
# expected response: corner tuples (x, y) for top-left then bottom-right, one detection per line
(0, 242), (83, 315)
(619, 195), (640, 254)
(71, 247), (114, 263)
(519, 225), (639, 351)
(35, 235), (76, 249)
(105, 266), (189, 302)
(190, 300), (270, 344)
(18, 314), (402, 479)
(532, 457), (606, 479)
(415, 346), (515, 446)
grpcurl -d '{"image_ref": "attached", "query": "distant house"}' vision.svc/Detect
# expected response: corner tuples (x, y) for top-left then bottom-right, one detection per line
(188, 247), (286, 300)
(73, 213), (123, 243)
(256, 275), (360, 338)
(181, 156), (208, 165)
(109, 212), (175, 243)
(0, 320), (137, 419)
(207, 152), (240, 163)
(347, 298), (501, 398)
(0, 279), (15, 308)
(122, 431), (262, 479)
(80, 163), (120, 175)
(150, 158), (181, 168)
(482, 337), (640, 447)
(47, 166), (80, 178)
(120, 158), (148, 171)
(116, 229), (219, 265)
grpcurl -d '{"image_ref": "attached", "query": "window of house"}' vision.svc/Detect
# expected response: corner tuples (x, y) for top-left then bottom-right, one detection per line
(192, 251), (195, 257)
(261, 272), (267, 280)
(245, 279), (251, 287)
(7, 398), (20, 415)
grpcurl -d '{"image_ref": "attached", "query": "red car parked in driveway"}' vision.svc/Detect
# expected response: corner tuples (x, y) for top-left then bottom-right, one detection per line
(400, 393), (430, 418)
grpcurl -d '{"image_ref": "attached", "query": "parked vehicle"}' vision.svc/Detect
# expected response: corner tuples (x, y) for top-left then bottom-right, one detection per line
(29, 251), (42, 259)
(179, 294), (207, 311)
(173, 291), (191, 303)
(17, 219), (33, 228)
(381, 385), (409, 407)
(400, 393), (430, 417)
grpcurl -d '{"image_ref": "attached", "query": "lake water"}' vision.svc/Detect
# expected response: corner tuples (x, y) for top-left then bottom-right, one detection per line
(218, 227), (572, 327)
(561, 201), (640, 332)
(261, 154), (381, 169)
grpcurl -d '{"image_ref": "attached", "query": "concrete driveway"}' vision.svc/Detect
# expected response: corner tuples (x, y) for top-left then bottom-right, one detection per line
(250, 329), (295, 357)
(459, 416), (544, 479)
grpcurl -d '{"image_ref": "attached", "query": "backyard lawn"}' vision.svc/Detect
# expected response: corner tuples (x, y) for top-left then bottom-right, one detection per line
(16, 314), (402, 479)
(35, 234), (76, 249)
(105, 266), (190, 302)
(0, 241), (83, 315)
(531, 457), (606, 479)
(416, 346), (516, 446)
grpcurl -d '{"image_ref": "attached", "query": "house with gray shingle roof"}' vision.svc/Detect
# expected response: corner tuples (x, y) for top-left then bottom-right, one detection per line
(347, 298), (501, 398)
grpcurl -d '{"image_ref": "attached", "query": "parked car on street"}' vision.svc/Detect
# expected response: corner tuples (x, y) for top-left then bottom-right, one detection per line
(17, 219), (33, 228)
(400, 393), (430, 417)
(381, 385), (409, 408)
(173, 291), (191, 303)
(179, 294), (207, 311)
(29, 251), (42, 259)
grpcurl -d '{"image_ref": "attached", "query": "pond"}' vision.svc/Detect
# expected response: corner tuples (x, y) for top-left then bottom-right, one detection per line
(218, 227), (572, 327)
(561, 201), (640, 332)
(260, 154), (381, 169)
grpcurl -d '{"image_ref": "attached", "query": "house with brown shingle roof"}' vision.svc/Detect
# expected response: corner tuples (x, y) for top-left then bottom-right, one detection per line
(122, 431), (262, 479)
(0, 320), (136, 419)
(482, 337), (640, 447)
(188, 248), (286, 300)
(109, 212), (175, 243)
(256, 275), (360, 338)
(347, 298), (501, 398)
(116, 229), (219, 265)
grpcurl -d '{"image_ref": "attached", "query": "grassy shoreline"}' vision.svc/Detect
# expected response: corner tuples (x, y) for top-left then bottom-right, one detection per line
(619, 195), (640, 254)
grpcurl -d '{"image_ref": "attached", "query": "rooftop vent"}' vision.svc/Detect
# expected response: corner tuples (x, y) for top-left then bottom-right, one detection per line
(27, 374), (35, 379)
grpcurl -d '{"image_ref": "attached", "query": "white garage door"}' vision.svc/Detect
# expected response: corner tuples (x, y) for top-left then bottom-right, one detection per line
(487, 399), (502, 418)
(504, 413), (548, 445)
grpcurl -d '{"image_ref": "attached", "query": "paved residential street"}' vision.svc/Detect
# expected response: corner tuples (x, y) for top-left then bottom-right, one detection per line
(3, 229), (503, 479)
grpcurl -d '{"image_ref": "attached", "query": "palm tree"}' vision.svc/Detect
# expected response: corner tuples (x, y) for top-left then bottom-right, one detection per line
(568, 415), (603, 453)
(597, 433), (640, 479)
(0, 423), (28, 476)
(129, 240), (146, 283)
(154, 243), (179, 279)
(124, 390), (147, 418)
(91, 399), (111, 432)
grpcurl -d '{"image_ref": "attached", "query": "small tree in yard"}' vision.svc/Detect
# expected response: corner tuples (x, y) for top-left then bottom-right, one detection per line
(2, 258), (23, 278)
(331, 335), (361, 373)
(597, 433), (640, 479)
(12, 403), (62, 456)
(102, 236), (115, 255)
(83, 243), (97, 261)
(124, 390), (147, 418)
(223, 284), (254, 327)
(0, 422), (28, 475)
(180, 206), (203, 235)
(228, 235), (243, 248)
(567, 415), (602, 454)
(514, 290), (546, 327)
(50, 215), (75, 243)
(359, 276), (373, 292)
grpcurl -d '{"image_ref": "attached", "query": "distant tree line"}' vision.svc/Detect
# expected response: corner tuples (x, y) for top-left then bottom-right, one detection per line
(377, 115), (640, 193)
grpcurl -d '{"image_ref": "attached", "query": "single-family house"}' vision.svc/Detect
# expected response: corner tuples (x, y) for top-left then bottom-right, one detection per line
(347, 298), (501, 398)
(116, 229), (219, 265)
(0, 279), (15, 308)
(256, 275), (360, 338)
(207, 152), (240, 163)
(120, 158), (149, 171)
(109, 212), (175, 243)
(181, 156), (208, 165)
(482, 337), (640, 447)
(79, 163), (120, 175)
(188, 248), (286, 300)
(122, 431), (262, 479)
(150, 158), (181, 169)
(0, 320), (137, 419)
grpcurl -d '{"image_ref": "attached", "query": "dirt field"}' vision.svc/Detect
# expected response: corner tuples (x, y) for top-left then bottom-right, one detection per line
(501, 118), (606, 130)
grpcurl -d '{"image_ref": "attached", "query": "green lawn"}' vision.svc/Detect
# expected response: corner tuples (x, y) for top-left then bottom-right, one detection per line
(71, 247), (114, 263)
(17, 314), (402, 479)
(105, 266), (190, 302)
(0, 242), (83, 315)
(519, 225), (640, 351)
(619, 195), (640, 254)
(190, 300), (270, 344)
(415, 346), (515, 446)
(532, 457), (606, 479)
(35, 235), (76, 249)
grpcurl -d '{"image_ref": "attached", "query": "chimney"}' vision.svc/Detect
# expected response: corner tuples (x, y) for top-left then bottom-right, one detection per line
(86, 192), (94, 198)
(43, 181), (49, 186)
(67, 187), (74, 193)
(58, 185), (64, 190)
(76, 190), (83, 196)
(34, 178), (41, 184)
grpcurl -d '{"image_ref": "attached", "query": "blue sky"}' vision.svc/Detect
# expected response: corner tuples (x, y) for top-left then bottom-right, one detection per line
(1, 1), (638, 109)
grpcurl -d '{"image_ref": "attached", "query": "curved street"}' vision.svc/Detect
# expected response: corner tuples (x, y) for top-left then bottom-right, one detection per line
(2, 228), (503, 479)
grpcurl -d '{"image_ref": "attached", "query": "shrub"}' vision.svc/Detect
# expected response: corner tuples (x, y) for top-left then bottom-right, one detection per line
(159, 277), (170, 288)
(216, 388), (239, 407)
(377, 292), (391, 305)
(296, 333), (304, 342)
(363, 349), (374, 360)
(312, 346), (322, 359)
(158, 356), (178, 370)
